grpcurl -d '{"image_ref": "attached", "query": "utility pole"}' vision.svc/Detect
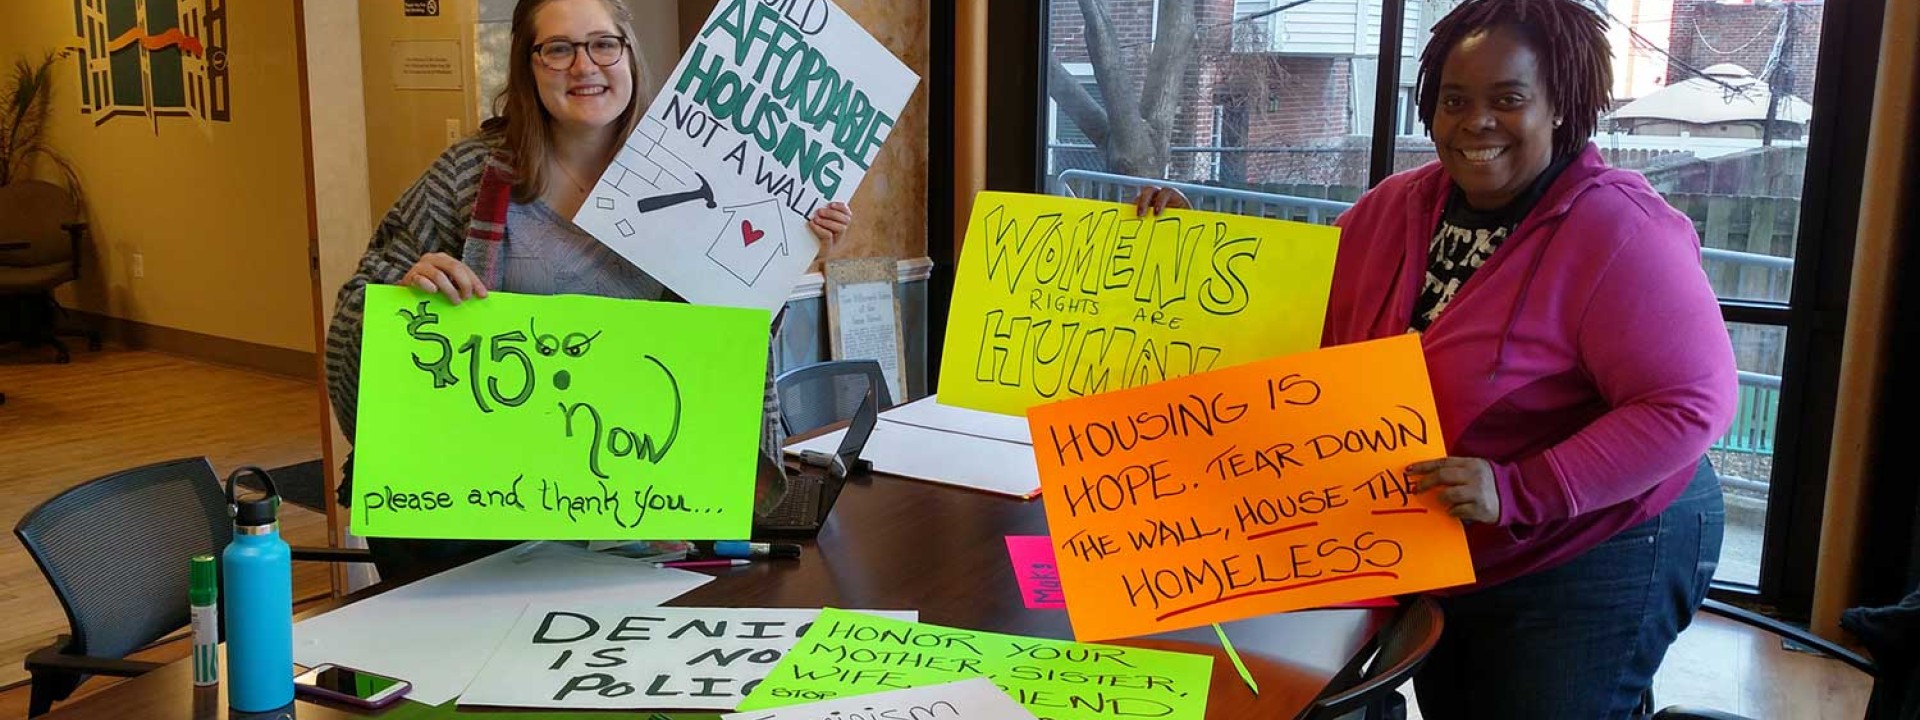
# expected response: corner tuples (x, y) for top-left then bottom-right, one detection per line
(1762, 2), (1795, 147)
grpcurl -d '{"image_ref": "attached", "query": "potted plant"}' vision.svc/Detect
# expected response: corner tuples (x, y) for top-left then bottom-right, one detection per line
(0, 51), (80, 196)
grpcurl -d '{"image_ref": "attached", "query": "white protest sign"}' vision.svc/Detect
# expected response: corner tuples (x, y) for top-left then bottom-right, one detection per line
(458, 606), (916, 710)
(721, 678), (1039, 720)
(576, 0), (921, 312)
(292, 543), (714, 707)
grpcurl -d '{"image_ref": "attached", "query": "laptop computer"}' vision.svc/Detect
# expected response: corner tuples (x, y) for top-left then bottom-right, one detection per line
(752, 383), (879, 537)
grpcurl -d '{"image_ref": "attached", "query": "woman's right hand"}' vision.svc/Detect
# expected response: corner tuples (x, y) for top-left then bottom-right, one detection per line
(400, 252), (488, 305)
(1131, 185), (1192, 217)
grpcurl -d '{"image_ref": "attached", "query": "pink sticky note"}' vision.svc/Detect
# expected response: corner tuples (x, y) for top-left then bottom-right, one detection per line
(1005, 536), (1066, 609)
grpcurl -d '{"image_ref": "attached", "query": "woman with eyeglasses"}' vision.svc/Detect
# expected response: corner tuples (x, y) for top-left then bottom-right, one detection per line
(323, 0), (851, 578)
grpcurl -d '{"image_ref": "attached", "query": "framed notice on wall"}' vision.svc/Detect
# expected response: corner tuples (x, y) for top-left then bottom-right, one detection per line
(825, 257), (906, 403)
(391, 39), (463, 91)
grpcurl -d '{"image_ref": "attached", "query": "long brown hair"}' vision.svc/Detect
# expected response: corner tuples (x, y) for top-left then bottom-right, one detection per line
(485, 0), (652, 203)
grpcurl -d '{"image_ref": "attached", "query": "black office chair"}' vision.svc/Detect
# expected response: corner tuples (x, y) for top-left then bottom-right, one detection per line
(773, 359), (893, 437)
(0, 179), (100, 363)
(1296, 596), (1444, 720)
(1653, 598), (1883, 720)
(13, 457), (370, 717)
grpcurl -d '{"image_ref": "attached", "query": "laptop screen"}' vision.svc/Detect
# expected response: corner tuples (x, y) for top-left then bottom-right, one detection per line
(832, 384), (879, 470)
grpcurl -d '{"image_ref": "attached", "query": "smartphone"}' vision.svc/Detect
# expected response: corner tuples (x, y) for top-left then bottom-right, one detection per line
(293, 663), (410, 708)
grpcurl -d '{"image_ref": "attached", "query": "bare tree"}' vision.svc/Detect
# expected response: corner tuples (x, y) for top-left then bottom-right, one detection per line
(1048, 0), (1199, 177)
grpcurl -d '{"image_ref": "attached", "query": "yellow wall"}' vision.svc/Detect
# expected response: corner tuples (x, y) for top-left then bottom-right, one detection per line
(1, 0), (315, 351)
(359, 0), (683, 221)
(836, 0), (931, 264)
(358, 0), (483, 223)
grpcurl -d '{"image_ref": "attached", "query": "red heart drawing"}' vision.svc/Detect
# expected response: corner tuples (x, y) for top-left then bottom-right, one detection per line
(741, 220), (765, 247)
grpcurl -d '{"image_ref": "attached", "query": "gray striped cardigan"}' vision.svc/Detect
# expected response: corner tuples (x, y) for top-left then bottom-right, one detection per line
(323, 134), (786, 472)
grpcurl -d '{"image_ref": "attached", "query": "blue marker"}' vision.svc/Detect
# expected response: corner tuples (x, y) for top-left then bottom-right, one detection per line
(712, 540), (800, 559)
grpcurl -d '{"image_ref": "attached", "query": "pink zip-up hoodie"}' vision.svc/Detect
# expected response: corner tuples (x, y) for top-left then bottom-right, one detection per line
(1325, 143), (1738, 591)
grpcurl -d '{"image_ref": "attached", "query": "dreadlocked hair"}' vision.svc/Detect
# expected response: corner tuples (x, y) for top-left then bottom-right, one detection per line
(1416, 0), (1613, 160)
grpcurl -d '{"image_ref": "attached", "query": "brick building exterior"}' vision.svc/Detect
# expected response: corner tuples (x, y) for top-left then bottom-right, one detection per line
(1047, 0), (1362, 184)
(1666, 0), (1821, 102)
(1222, 55), (1355, 184)
(1048, 0), (1239, 180)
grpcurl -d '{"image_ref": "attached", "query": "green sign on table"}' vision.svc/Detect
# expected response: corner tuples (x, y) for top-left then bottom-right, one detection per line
(352, 285), (770, 540)
(738, 608), (1213, 719)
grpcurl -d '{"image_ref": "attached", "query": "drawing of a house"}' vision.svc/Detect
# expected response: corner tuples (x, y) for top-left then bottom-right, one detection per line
(706, 199), (788, 288)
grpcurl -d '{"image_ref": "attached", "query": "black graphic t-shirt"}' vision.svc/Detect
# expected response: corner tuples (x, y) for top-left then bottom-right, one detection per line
(1410, 155), (1575, 332)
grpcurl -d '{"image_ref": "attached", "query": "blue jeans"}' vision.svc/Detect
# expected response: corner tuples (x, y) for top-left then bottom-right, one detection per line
(1413, 458), (1725, 719)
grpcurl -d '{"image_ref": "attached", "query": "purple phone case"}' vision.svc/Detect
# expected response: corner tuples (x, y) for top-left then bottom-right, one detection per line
(294, 667), (411, 708)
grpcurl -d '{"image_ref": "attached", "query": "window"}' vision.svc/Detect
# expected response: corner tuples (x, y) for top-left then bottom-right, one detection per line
(1042, 0), (1386, 192)
(1045, 64), (1106, 179)
(1375, 0), (1871, 605)
(1397, 86), (1421, 137)
(1031, 0), (1881, 612)
(1592, 0), (1825, 590)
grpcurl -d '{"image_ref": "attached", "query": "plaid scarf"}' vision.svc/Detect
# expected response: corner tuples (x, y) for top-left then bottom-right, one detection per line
(460, 150), (518, 289)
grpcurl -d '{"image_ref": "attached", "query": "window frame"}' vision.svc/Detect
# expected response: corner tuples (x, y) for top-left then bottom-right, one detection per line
(983, 0), (1881, 617)
(1736, 0), (1882, 615)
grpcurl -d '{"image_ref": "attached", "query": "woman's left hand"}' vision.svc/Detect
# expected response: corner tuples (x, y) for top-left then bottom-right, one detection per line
(808, 202), (853, 249)
(1408, 457), (1502, 524)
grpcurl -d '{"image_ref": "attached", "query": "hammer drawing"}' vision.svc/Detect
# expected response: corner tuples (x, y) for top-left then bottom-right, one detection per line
(635, 172), (718, 213)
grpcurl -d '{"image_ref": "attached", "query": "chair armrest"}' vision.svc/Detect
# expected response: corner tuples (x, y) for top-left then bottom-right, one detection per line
(291, 546), (374, 564)
(24, 641), (164, 678)
(1652, 707), (1755, 720)
(1702, 599), (1876, 674)
(60, 222), (86, 281)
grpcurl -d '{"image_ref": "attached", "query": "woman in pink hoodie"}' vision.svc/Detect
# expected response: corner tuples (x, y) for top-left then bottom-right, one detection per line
(1135, 0), (1737, 716)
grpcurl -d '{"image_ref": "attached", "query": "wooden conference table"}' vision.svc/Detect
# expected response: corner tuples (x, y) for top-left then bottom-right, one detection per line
(42, 469), (1392, 719)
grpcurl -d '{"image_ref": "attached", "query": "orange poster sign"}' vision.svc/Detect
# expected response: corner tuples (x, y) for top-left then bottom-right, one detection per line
(1027, 334), (1475, 641)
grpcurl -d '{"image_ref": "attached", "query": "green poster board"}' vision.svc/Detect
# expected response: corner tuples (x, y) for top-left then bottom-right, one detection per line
(352, 286), (770, 540)
(739, 609), (1213, 719)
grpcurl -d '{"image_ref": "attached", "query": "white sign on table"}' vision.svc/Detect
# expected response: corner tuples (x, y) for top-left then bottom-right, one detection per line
(458, 606), (916, 710)
(292, 542), (713, 707)
(575, 0), (921, 312)
(721, 678), (1039, 720)
(785, 395), (1042, 498)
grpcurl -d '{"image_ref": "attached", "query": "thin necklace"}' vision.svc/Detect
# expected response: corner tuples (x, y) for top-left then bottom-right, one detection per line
(551, 157), (592, 194)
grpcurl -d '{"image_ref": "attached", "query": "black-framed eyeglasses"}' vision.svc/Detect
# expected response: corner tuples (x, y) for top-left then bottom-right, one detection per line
(532, 36), (627, 71)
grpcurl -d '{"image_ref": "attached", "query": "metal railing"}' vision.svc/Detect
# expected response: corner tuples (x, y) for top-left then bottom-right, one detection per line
(1054, 169), (1353, 225)
(1052, 168), (1787, 473)
(1718, 371), (1782, 457)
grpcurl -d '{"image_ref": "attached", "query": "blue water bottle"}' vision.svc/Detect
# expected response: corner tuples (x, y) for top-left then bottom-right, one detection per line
(223, 466), (293, 712)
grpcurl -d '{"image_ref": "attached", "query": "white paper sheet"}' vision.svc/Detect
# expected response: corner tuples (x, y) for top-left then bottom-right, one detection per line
(787, 406), (1041, 499)
(720, 678), (1038, 719)
(458, 606), (916, 710)
(292, 542), (713, 707)
(573, 0), (921, 312)
(880, 395), (1033, 445)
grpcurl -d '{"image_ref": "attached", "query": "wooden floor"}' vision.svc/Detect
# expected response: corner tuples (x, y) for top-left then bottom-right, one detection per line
(0, 347), (331, 690)
(1395, 609), (1873, 719)
(0, 350), (1874, 718)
